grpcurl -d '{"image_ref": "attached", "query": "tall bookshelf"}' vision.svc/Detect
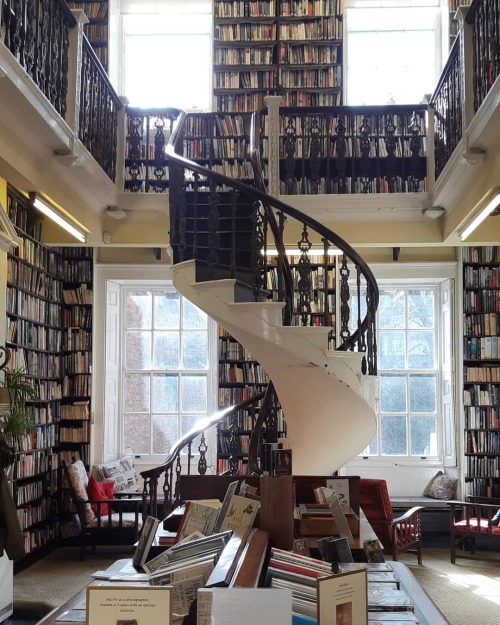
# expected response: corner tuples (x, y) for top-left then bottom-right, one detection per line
(217, 327), (286, 474)
(5, 186), (62, 556)
(462, 245), (500, 499)
(57, 247), (93, 470)
(67, 1), (109, 72)
(213, 0), (344, 112)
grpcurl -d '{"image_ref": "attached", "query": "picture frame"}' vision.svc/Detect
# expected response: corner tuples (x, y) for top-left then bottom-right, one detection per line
(317, 568), (368, 625)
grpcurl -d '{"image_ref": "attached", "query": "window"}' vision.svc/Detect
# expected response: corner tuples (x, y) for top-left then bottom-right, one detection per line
(122, 286), (214, 456)
(113, 1), (212, 110)
(345, 2), (442, 105)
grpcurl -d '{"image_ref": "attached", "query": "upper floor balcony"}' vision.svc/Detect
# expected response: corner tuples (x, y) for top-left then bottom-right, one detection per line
(0, 0), (498, 250)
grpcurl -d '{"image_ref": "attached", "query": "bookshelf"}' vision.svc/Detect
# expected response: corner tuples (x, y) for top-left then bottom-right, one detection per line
(57, 247), (93, 470)
(462, 245), (500, 500)
(217, 327), (285, 474)
(5, 186), (62, 556)
(67, 1), (109, 72)
(273, 107), (427, 195)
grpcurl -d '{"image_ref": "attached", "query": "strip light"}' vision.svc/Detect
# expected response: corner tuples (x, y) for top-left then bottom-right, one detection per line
(29, 193), (87, 243)
(459, 188), (500, 241)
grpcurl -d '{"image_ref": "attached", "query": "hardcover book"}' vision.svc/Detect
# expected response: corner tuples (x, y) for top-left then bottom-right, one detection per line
(218, 495), (259, 537)
(367, 586), (414, 612)
(132, 515), (160, 568)
(175, 500), (222, 543)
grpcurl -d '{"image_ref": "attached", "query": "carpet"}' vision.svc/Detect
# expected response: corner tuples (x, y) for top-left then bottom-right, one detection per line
(13, 547), (500, 624)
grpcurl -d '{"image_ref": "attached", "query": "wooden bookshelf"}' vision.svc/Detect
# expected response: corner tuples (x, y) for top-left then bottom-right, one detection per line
(462, 245), (500, 500)
(67, 1), (109, 72)
(5, 185), (62, 556)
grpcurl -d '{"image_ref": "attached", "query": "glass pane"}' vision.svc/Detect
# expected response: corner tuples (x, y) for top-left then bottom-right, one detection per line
(155, 292), (180, 329)
(126, 331), (151, 369)
(152, 375), (178, 412)
(124, 414), (151, 454)
(409, 375), (436, 412)
(380, 375), (406, 412)
(181, 415), (205, 454)
(181, 376), (207, 412)
(378, 290), (405, 329)
(183, 299), (208, 329)
(349, 290), (367, 332)
(408, 289), (434, 329)
(183, 332), (208, 369)
(408, 331), (434, 369)
(379, 332), (405, 369)
(152, 415), (179, 454)
(126, 290), (152, 329)
(410, 416), (437, 455)
(381, 416), (407, 455)
(361, 433), (378, 455)
(124, 374), (150, 412)
(154, 332), (180, 369)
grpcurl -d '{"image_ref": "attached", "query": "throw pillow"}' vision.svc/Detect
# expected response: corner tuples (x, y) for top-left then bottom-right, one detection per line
(66, 460), (96, 526)
(87, 476), (115, 516)
(423, 471), (457, 500)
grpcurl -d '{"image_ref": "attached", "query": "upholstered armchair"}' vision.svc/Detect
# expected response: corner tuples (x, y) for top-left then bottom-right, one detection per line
(449, 498), (500, 564)
(359, 478), (424, 564)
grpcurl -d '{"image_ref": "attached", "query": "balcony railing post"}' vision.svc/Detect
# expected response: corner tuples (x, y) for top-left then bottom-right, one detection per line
(264, 95), (281, 197)
(456, 7), (475, 137)
(115, 96), (129, 192)
(66, 9), (88, 147)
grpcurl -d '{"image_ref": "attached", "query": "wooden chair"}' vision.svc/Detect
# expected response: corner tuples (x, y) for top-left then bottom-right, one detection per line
(62, 459), (143, 560)
(359, 478), (424, 564)
(449, 498), (500, 564)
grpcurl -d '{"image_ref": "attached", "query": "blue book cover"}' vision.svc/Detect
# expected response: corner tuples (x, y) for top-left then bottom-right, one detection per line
(292, 614), (317, 625)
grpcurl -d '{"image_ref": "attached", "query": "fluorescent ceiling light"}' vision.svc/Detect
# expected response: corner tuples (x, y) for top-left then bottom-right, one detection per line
(459, 188), (500, 241)
(29, 193), (87, 243)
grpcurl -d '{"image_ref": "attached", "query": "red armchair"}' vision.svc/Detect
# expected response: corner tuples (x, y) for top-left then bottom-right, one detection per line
(359, 478), (423, 564)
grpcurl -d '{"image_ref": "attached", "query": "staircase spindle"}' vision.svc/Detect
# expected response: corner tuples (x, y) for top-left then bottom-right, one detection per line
(297, 224), (312, 326)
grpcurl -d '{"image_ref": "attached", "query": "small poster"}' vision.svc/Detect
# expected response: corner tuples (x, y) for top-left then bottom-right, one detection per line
(86, 585), (172, 625)
(317, 568), (368, 625)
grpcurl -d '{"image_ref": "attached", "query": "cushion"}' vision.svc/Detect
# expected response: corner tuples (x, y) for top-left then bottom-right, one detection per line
(92, 456), (140, 493)
(454, 518), (500, 535)
(66, 460), (96, 526)
(423, 471), (457, 500)
(87, 512), (143, 530)
(87, 476), (115, 516)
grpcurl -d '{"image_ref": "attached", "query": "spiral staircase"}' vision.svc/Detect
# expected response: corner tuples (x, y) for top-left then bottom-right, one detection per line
(165, 110), (380, 476)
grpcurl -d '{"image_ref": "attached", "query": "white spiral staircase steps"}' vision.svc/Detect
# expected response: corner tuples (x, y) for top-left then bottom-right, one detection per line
(173, 259), (378, 474)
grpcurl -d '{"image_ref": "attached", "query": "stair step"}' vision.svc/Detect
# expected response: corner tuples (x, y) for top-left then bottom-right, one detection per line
(277, 325), (332, 351)
(228, 301), (286, 328)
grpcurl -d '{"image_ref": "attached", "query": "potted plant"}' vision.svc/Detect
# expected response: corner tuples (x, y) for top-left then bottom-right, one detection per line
(0, 365), (38, 452)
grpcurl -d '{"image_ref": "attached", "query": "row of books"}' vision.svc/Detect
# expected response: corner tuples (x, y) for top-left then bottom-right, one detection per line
(22, 522), (59, 553)
(280, 175), (427, 195)
(465, 455), (500, 477)
(215, 71), (277, 89)
(15, 479), (44, 506)
(464, 365), (500, 382)
(279, 42), (339, 64)
(218, 434), (250, 454)
(17, 496), (52, 531)
(464, 265), (499, 288)
(464, 289), (500, 312)
(464, 336), (500, 360)
(219, 362), (268, 384)
(60, 401), (90, 421)
(464, 477), (500, 498)
(277, 136), (426, 159)
(62, 352), (92, 374)
(214, 92), (267, 112)
(63, 286), (92, 305)
(219, 335), (256, 360)
(62, 374), (92, 397)
(12, 450), (56, 480)
(463, 246), (500, 263)
(59, 447), (90, 465)
(13, 293), (61, 327)
(59, 425), (90, 443)
(215, 23), (277, 41)
(464, 312), (499, 336)
(464, 384), (500, 406)
(464, 406), (500, 430)
(215, 0), (276, 18)
(61, 258), (93, 282)
(280, 0), (343, 17)
(279, 17), (342, 40)
(63, 328), (92, 351)
(19, 350), (60, 378)
(280, 66), (341, 88)
(62, 306), (92, 328)
(465, 429), (500, 454)
(215, 46), (274, 65)
(11, 262), (63, 300)
(68, 2), (107, 19)
(280, 91), (341, 106)
(14, 321), (62, 352)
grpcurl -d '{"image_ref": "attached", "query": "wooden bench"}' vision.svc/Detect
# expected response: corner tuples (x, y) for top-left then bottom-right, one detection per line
(390, 496), (452, 537)
(449, 498), (500, 563)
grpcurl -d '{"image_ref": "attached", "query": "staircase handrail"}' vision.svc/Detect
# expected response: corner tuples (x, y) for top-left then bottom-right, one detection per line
(165, 109), (379, 358)
(140, 391), (266, 514)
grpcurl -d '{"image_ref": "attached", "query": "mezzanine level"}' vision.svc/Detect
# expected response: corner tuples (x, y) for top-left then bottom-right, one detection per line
(0, 0), (498, 249)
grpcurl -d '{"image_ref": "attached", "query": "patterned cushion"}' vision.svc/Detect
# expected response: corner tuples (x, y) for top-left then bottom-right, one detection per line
(87, 476), (114, 516)
(92, 456), (140, 493)
(423, 471), (457, 500)
(455, 519), (500, 535)
(87, 512), (143, 529)
(66, 460), (96, 526)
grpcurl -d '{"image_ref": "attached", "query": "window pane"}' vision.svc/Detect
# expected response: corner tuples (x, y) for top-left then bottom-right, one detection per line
(408, 289), (434, 329)
(380, 375), (406, 412)
(409, 375), (436, 412)
(124, 374), (150, 412)
(181, 415), (205, 453)
(152, 374), (178, 412)
(124, 414), (151, 454)
(181, 376), (207, 412)
(379, 331), (405, 369)
(154, 332), (180, 369)
(183, 331), (208, 369)
(126, 331), (152, 369)
(126, 290), (152, 328)
(362, 433), (378, 455)
(410, 416), (437, 455)
(408, 331), (434, 369)
(381, 416), (407, 455)
(155, 292), (180, 329)
(379, 291), (405, 329)
(152, 415), (179, 454)
(183, 299), (208, 329)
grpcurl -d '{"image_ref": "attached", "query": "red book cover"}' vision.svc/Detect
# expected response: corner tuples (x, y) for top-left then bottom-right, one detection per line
(268, 557), (325, 578)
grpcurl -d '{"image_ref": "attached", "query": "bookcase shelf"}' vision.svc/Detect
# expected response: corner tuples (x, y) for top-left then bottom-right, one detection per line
(5, 185), (62, 556)
(462, 245), (500, 500)
(67, 1), (109, 72)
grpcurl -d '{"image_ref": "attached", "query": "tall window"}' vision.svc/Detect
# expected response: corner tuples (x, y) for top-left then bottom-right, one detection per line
(345, 2), (442, 105)
(122, 287), (213, 456)
(114, 1), (212, 110)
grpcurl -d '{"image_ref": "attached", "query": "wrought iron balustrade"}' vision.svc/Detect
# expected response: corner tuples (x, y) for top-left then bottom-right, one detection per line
(467, 0), (499, 112)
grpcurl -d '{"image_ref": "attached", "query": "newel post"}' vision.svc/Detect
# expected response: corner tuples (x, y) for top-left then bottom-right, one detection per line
(65, 9), (88, 152)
